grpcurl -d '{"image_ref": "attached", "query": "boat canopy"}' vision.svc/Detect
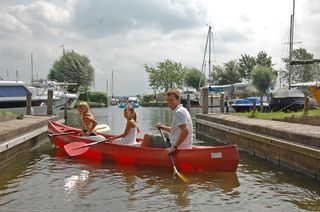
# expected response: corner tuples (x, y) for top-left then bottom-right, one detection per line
(0, 85), (32, 97)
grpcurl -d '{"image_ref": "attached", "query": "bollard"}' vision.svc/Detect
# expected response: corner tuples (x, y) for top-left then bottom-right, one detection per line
(187, 94), (191, 111)
(220, 93), (224, 113)
(64, 102), (68, 120)
(47, 90), (53, 115)
(225, 95), (229, 113)
(26, 93), (32, 115)
(202, 87), (208, 114)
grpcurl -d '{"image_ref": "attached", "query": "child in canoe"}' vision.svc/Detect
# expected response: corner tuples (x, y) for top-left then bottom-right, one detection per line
(77, 102), (97, 136)
(109, 107), (140, 146)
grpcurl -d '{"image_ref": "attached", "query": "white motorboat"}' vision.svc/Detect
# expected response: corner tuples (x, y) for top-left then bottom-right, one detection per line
(30, 80), (78, 109)
(0, 80), (64, 115)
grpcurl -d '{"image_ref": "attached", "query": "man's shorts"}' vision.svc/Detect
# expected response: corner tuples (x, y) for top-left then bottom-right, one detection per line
(150, 135), (171, 148)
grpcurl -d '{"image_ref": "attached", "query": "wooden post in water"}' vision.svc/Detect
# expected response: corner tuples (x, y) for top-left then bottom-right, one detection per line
(47, 90), (53, 115)
(202, 87), (208, 114)
(186, 94), (191, 111)
(26, 93), (32, 115)
(220, 93), (224, 113)
(64, 102), (68, 120)
(225, 95), (229, 113)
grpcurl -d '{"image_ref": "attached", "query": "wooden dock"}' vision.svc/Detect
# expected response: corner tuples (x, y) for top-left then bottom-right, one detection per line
(0, 115), (62, 169)
(194, 113), (320, 182)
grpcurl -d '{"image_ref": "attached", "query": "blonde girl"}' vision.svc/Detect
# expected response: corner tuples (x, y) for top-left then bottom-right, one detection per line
(77, 102), (97, 136)
(110, 107), (140, 146)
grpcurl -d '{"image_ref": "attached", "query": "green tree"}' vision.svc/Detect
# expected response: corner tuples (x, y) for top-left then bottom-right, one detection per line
(211, 60), (241, 85)
(145, 59), (187, 92)
(238, 54), (256, 81)
(251, 65), (276, 112)
(282, 48), (315, 84)
(184, 68), (206, 91)
(48, 50), (94, 93)
(256, 51), (273, 68)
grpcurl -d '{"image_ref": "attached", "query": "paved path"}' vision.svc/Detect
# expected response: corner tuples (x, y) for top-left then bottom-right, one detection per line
(202, 113), (320, 137)
(0, 115), (57, 143)
(195, 113), (320, 148)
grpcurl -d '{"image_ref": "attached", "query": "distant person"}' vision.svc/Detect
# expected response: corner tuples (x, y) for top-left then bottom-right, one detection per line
(141, 90), (193, 155)
(77, 102), (97, 136)
(109, 107), (140, 146)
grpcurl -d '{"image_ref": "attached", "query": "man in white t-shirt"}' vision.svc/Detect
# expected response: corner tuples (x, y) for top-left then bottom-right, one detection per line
(141, 90), (193, 154)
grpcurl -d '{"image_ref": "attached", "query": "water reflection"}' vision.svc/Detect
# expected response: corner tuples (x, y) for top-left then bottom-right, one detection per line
(53, 148), (240, 209)
(64, 170), (90, 193)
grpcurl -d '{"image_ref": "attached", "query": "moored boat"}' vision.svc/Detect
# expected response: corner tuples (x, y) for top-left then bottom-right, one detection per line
(48, 120), (239, 172)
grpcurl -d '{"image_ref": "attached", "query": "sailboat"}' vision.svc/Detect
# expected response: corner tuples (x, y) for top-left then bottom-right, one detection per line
(269, 0), (320, 111)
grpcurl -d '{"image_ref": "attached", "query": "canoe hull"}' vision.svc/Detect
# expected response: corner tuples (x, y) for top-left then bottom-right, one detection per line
(48, 120), (239, 172)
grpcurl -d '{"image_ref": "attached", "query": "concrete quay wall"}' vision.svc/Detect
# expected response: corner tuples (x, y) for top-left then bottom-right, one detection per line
(194, 113), (320, 182)
(0, 116), (61, 170)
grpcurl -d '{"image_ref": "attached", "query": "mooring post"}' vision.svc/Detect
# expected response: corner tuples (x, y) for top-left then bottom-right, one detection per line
(47, 89), (53, 115)
(225, 95), (229, 113)
(202, 87), (208, 114)
(220, 93), (224, 113)
(187, 94), (191, 111)
(64, 102), (68, 120)
(26, 93), (32, 115)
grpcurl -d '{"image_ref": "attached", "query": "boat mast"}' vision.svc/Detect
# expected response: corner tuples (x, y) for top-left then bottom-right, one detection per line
(106, 78), (108, 96)
(288, 0), (295, 89)
(199, 25), (213, 89)
(31, 53), (33, 84)
(111, 70), (114, 97)
(208, 26), (212, 80)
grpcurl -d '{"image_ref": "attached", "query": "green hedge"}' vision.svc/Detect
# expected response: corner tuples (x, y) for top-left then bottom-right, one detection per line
(78, 91), (108, 106)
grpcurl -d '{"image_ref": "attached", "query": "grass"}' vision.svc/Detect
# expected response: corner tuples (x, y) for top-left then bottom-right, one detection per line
(234, 109), (320, 120)
(0, 110), (19, 120)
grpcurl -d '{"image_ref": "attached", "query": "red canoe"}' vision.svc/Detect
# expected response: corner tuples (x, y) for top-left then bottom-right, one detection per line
(48, 120), (239, 172)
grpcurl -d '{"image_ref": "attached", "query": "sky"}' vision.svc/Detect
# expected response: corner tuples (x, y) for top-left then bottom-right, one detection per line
(0, 0), (319, 96)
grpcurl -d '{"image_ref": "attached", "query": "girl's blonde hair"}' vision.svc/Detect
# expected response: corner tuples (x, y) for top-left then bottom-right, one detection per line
(124, 107), (137, 122)
(77, 102), (94, 117)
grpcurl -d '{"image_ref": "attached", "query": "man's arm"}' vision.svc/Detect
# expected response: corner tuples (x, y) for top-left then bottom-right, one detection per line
(157, 123), (171, 133)
(166, 124), (189, 154)
(174, 124), (189, 147)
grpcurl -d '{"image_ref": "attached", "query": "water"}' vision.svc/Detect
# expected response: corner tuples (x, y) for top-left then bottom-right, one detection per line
(0, 107), (319, 211)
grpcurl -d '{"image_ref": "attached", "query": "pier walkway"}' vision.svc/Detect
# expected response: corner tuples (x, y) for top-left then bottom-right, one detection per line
(0, 115), (60, 169)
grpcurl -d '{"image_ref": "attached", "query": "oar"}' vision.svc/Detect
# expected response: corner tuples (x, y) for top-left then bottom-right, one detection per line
(64, 138), (110, 157)
(158, 128), (188, 183)
(48, 131), (80, 137)
(94, 124), (111, 132)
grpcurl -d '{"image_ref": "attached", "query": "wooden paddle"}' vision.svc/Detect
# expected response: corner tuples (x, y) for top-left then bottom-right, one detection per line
(158, 128), (188, 183)
(48, 131), (80, 137)
(94, 124), (111, 132)
(64, 138), (110, 157)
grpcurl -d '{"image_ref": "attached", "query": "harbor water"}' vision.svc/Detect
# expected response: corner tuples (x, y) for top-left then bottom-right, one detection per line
(0, 107), (319, 211)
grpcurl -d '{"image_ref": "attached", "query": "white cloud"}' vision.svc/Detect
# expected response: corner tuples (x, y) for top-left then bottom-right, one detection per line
(0, 0), (319, 95)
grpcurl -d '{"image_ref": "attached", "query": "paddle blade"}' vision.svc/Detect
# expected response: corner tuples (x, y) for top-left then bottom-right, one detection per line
(64, 142), (89, 157)
(175, 170), (189, 183)
(94, 124), (110, 132)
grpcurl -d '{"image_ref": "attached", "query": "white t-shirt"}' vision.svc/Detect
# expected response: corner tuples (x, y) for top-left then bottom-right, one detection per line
(169, 104), (193, 149)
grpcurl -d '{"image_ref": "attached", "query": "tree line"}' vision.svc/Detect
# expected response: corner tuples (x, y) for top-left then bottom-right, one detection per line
(46, 47), (318, 104)
(145, 48), (319, 96)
